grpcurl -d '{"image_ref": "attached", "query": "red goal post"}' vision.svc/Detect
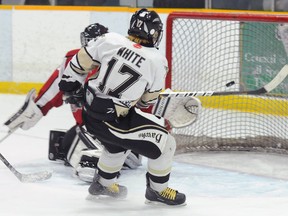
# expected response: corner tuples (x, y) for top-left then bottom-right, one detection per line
(165, 11), (288, 154)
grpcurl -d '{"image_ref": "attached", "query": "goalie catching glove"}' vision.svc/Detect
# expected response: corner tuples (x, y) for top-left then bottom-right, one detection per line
(4, 88), (43, 131)
(153, 89), (202, 128)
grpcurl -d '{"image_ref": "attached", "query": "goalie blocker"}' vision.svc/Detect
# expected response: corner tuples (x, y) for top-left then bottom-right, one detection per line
(48, 125), (142, 182)
(4, 88), (43, 132)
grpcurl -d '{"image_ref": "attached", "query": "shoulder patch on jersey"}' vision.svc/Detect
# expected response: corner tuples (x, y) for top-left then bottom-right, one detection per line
(65, 49), (80, 58)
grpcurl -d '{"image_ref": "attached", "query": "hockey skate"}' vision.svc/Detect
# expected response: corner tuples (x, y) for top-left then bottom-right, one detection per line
(145, 174), (186, 206)
(88, 176), (127, 199)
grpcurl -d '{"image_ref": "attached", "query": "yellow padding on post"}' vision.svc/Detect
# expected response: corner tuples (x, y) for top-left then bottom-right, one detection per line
(199, 95), (288, 116)
(0, 82), (43, 95)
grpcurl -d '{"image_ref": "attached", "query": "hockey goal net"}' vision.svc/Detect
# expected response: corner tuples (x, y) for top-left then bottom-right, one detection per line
(166, 11), (288, 154)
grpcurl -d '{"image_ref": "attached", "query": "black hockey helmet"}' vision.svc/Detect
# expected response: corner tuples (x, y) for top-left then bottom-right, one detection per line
(128, 8), (163, 48)
(80, 23), (108, 47)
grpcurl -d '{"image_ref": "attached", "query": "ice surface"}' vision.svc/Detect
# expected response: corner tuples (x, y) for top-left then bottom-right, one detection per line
(1, 93), (288, 216)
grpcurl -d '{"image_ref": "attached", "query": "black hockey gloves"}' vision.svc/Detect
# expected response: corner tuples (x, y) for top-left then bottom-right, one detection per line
(63, 87), (84, 108)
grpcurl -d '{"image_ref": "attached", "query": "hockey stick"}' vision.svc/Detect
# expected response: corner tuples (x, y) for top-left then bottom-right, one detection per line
(0, 122), (21, 144)
(0, 153), (52, 183)
(0, 127), (52, 182)
(0, 129), (15, 144)
(0, 128), (53, 183)
(160, 64), (288, 98)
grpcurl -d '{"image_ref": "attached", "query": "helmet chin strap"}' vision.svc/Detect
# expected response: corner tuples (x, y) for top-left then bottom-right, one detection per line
(153, 30), (163, 49)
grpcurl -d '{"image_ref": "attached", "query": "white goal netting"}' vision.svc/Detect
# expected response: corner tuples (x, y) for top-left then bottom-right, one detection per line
(166, 12), (288, 154)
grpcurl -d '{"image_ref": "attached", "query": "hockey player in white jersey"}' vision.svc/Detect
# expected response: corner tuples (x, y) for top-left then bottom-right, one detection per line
(59, 8), (186, 206)
(3, 23), (142, 182)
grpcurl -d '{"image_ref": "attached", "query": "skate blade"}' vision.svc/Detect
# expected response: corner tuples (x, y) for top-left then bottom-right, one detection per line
(145, 199), (187, 207)
(86, 194), (127, 202)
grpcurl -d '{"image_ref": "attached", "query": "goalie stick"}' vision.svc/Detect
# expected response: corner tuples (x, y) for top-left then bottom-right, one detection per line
(0, 153), (52, 183)
(160, 64), (288, 98)
(0, 129), (15, 144)
(0, 130), (53, 183)
(0, 119), (21, 144)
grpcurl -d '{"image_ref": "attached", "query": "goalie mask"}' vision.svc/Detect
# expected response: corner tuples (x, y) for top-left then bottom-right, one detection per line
(80, 23), (109, 47)
(128, 8), (163, 48)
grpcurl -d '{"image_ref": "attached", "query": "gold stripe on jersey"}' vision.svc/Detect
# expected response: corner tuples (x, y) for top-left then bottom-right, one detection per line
(71, 48), (100, 75)
(114, 100), (138, 117)
(104, 122), (167, 134)
(139, 91), (161, 106)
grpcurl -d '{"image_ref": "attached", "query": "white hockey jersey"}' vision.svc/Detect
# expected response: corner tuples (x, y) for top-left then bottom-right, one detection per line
(61, 32), (168, 117)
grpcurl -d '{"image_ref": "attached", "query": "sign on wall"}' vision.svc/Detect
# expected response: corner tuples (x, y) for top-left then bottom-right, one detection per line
(241, 22), (288, 96)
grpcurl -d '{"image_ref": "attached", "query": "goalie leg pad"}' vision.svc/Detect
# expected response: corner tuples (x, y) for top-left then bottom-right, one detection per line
(66, 126), (103, 169)
(123, 151), (142, 169)
(48, 129), (67, 161)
